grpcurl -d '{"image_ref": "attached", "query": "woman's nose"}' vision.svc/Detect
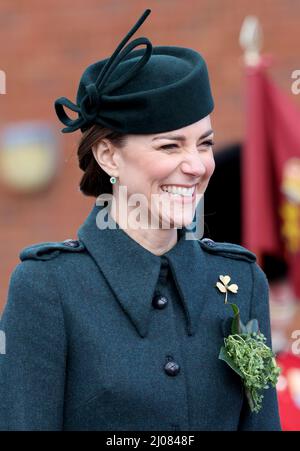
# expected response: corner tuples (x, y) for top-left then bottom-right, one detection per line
(180, 151), (207, 177)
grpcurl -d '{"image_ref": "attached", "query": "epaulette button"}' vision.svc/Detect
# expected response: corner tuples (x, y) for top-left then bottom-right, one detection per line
(63, 239), (80, 248)
(201, 238), (216, 247)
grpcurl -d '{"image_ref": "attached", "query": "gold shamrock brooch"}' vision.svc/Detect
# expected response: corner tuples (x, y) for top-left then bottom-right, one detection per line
(216, 275), (238, 304)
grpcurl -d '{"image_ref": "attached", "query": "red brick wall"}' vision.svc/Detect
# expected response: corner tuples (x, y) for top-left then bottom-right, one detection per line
(1, 0), (300, 310)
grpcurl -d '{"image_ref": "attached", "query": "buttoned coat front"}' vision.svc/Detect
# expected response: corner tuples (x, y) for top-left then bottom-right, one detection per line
(0, 203), (282, 431)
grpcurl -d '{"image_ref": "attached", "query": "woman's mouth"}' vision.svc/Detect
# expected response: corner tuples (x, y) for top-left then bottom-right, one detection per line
(159, 184), (197, 201)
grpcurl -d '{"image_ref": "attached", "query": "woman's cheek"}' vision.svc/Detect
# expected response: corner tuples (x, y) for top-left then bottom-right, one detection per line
(149, 161), (176, 182)
(200, 157), (215, 192)
(206, 155), (216, 178)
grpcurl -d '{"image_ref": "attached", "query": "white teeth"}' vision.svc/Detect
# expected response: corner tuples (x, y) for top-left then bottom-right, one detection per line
(161, 185), (195, 196)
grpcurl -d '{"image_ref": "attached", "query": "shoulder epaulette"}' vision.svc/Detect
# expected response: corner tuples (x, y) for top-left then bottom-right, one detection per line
(19, 239), (86, 261)
(199, 238), (256, 263)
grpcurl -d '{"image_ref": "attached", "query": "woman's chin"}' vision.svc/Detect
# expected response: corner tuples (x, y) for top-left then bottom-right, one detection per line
(159, 212), (195, 229)
(149, 195), (198, 229)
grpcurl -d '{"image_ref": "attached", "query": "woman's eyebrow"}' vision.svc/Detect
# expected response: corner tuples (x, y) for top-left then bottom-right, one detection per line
(152, 128), (214, 141)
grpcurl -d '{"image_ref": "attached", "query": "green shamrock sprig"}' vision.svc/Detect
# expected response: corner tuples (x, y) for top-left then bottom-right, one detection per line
(216, 275), (281, 413)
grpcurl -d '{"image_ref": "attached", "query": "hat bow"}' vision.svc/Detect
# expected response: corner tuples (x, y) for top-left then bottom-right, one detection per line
(54, 9), (153, 133)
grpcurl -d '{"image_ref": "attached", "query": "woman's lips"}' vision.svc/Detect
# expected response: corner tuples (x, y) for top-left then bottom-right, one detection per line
(158, 184), (197, 203)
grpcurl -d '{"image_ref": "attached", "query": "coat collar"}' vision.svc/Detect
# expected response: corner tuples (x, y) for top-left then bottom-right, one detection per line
(77, 203), (208, 338)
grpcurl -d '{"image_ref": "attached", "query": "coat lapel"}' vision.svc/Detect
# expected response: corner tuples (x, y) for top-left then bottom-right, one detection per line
(163, 230), (208, 336)
(77, 203), (208, 338)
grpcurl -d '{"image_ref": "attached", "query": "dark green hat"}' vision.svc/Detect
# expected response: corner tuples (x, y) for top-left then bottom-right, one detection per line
(54, 9), (214, 134)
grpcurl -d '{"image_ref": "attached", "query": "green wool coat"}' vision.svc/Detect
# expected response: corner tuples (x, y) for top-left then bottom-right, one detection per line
(0, 203), (282, 431)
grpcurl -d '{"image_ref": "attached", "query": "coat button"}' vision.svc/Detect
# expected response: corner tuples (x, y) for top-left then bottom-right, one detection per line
(152, 294), (168, 309)
(164, 360), (180, 376)
(63, 239), (80, 248)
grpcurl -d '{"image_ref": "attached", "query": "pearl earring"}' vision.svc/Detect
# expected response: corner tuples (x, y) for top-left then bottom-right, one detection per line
(110, 176), (117, 184)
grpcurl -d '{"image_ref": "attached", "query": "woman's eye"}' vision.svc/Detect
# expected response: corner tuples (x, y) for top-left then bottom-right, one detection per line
(160, 140), (215, 150)
(201, 140), (215, 148)
(160, 144), (178, 150)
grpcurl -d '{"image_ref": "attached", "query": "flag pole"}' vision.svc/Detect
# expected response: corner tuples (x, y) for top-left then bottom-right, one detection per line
(239, 16), (264, 269)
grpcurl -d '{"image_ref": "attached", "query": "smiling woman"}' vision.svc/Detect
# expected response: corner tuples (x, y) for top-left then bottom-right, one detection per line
(0, 8), (282, 431)
(77, 118), (215, 247)
(90, 115), (215, 250)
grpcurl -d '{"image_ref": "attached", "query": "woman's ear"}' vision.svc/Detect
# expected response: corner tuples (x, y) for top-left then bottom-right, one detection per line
(92, 139), (119, 177)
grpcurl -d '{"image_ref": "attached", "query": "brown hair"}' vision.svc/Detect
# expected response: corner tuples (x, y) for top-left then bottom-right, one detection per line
(77, 124), (128, 197)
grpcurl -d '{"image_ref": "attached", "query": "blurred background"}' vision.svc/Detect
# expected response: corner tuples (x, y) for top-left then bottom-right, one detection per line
(1, 0), (300, 430)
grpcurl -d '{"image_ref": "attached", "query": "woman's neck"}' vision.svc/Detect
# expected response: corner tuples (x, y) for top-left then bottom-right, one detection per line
(109, 204), (178, 256)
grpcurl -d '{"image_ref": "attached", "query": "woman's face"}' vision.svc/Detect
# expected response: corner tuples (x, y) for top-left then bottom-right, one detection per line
(112, 115), (215, 229)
